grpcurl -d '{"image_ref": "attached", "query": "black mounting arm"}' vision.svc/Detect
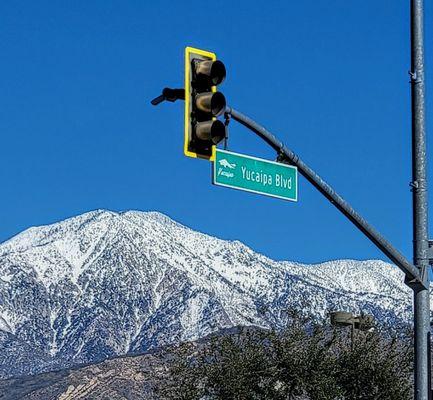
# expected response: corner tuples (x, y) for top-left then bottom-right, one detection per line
(151, 88), (185, 106)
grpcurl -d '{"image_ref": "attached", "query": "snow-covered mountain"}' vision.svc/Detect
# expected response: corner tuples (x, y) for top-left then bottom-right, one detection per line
(0, 210), (418, 378)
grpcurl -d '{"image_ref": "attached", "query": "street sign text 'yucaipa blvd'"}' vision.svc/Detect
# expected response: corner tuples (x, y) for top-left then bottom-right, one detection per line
(213, 148), (298, 201)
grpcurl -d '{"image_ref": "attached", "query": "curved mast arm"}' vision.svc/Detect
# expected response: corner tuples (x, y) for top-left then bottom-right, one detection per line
(225, 106), (424, 288)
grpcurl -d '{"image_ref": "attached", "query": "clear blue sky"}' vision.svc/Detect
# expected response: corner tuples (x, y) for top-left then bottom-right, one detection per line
(1, 1), (432, 264)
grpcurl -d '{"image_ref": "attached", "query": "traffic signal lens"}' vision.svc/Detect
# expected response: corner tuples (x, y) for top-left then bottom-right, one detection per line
(195, 60), (226, 86)
(195, 119), (226, 144)
(195, 91), (226, 116)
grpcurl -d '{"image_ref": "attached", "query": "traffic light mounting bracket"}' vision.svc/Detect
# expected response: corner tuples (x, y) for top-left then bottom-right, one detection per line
(151, 88), (185, 106)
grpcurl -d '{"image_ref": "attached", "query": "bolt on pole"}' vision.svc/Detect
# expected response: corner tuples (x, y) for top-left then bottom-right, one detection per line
(410, 1), (430, 399)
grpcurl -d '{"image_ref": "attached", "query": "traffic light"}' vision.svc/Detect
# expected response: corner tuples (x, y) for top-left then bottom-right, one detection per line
(184, 47), (227, 160)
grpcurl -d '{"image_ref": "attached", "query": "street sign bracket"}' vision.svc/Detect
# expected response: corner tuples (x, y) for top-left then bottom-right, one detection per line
(428, 240), (433, 266)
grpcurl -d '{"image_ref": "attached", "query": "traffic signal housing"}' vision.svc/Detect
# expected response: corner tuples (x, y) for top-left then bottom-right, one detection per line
(184, 47), (227, 160)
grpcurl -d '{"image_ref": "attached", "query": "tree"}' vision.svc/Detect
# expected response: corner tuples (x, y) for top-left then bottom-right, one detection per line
(158, 316), (413, 400)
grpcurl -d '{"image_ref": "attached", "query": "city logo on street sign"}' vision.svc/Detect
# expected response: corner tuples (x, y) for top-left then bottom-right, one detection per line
(213, 148), (298, 202)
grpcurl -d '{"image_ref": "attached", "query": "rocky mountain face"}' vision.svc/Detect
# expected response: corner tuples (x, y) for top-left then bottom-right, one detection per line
(0, 210), (417, 379)
(0, 348), (168, 400)
(0, 327), (263, 400)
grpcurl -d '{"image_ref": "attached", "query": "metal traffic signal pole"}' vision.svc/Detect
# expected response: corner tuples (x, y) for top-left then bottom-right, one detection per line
(225, 4), (431, 396)
(410, 1), (430, 399)
(224, 102), (430, 397)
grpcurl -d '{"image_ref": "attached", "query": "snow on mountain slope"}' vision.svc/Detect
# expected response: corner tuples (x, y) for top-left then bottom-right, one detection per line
(0, 210), (420, 378)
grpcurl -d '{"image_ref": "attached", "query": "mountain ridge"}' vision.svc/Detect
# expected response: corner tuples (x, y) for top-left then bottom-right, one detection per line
(0, 209), (420, 379)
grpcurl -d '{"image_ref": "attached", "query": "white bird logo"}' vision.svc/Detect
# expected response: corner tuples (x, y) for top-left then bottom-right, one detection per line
(218, 159), (236, 169)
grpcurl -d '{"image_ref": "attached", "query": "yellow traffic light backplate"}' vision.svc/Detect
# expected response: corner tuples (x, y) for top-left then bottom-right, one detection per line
(184, 46), (218, 161)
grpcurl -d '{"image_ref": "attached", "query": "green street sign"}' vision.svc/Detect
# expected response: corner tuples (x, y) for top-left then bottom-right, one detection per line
(213, 148), (298, 201)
